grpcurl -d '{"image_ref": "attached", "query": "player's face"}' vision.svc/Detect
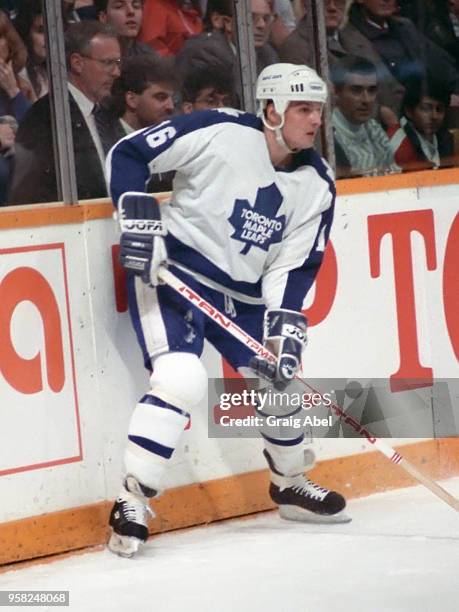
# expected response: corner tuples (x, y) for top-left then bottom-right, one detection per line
(406, 96), (446, 139)
(282, 101), (323, 150)
(101, 0), (143, 38)
(133, 82), (175, 127)
(336, 72), (378, 124)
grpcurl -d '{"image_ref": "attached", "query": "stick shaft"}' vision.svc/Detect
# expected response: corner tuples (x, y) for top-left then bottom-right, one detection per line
(397, 457), (459, 510)
(158, 267), (459, 512)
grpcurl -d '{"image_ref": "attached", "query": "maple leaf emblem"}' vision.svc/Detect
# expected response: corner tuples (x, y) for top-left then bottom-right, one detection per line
(228, 183), (286, 255)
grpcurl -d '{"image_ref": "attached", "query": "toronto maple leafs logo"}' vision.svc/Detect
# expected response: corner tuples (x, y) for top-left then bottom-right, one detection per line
(228, 183), (286, 255)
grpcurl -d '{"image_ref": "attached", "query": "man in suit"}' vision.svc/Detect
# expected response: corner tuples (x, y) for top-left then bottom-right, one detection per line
(9, 21), (123, 205)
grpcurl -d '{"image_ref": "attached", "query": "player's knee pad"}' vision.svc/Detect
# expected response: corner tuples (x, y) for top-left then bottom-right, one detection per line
(150, 352), (208, 409)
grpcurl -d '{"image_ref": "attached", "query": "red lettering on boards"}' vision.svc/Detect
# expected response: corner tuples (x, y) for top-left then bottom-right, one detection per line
(0, 267), (65, 393)
(368, 210), (436, 391)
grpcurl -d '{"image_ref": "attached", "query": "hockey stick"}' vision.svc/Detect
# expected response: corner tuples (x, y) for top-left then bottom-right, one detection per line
(158, 266), (459, 512)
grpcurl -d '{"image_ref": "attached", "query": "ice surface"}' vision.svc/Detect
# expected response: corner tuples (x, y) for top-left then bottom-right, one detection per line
(1, 478), (458, 612)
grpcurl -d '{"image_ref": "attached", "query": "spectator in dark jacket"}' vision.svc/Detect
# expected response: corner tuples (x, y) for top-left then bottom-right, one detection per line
(176, 0), (279, 93)
(348, 0), (459, 102)
(398, 0), (459, 68)
(279, 0), (405, 116)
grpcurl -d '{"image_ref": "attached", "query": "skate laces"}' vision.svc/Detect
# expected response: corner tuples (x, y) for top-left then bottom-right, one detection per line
(118, 493), (155, 524)
(290, 477), (329, 501)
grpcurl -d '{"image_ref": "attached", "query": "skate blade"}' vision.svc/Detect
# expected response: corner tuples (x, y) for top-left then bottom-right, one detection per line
(279, 504), (352, 524)
(107, 532), (143, 558)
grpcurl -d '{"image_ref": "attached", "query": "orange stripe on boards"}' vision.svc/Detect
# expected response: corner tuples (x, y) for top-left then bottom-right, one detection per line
(0, 200), (113, 229)
(337, 167), (459, 196)
(0, 169), (458, 230)
(0, 438), (458, 567)
(0, 193), (172, 230)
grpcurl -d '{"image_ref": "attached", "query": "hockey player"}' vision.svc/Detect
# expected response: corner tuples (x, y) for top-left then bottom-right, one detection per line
(106, 63), (349, 558)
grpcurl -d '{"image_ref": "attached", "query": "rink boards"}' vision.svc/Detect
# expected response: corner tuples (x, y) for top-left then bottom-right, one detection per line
(0, 169), (458, 564)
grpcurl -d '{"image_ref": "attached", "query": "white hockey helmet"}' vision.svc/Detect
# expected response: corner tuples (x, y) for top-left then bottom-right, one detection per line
(256, 63), (327, 120)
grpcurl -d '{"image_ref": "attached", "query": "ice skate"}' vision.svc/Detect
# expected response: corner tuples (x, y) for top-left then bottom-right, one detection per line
(108, 477), (156, 558)
(269, 475), (351, 524)
(264, 449), (351, 524)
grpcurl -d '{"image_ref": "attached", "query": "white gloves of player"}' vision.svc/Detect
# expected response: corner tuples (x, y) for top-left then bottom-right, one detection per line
(118, 192), (168, 286)
(250, 309), (308, 390)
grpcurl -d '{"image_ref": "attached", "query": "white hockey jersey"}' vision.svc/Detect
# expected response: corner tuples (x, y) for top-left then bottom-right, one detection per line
(107, 108), (335, 311)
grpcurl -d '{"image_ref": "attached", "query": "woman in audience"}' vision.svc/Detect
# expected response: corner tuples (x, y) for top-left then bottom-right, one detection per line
(0, 10), (35, 123)
(15, 1), (49, 99)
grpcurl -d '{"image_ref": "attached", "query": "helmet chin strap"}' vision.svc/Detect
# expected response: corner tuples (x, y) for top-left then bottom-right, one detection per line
(261, 113), (299, 155)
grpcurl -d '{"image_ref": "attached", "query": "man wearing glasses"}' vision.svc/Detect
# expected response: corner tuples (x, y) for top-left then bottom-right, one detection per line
(9, 21), (123, 205)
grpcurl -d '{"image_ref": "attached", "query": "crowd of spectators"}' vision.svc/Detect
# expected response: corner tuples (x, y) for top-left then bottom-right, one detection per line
(0, 0), (458, 205)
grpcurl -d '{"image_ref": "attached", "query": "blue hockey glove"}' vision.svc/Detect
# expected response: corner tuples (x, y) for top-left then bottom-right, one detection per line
(250, 309), (307, 390)
(118, 191), (168, 286)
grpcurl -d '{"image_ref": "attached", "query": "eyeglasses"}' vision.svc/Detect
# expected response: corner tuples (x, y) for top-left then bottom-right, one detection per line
(252, 12), (275, 26)
(80, 54), (121, 69)
(195, 93), (232, 108)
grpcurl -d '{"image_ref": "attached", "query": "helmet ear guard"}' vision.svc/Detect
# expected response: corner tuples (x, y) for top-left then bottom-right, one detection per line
(258, 97), (289, 130)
